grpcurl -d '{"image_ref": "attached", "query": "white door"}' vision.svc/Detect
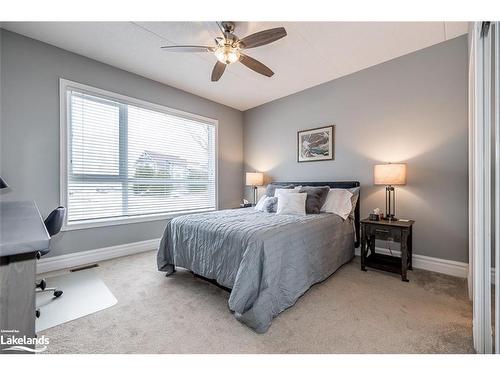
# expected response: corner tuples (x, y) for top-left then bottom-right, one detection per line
(469, 22), (500, 353)
(470, 21), (500, 354)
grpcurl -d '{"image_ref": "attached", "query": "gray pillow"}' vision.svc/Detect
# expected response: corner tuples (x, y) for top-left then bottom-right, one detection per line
(265, 184), (294, 197)
(263, 197), (278, 213)
(299, 186), (330, 214)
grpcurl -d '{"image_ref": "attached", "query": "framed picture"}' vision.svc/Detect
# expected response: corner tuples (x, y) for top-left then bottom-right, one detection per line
(297, 125), (335, 162)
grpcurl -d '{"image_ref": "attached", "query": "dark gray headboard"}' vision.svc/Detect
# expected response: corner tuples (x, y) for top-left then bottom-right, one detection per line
(271, 181), (361, 248)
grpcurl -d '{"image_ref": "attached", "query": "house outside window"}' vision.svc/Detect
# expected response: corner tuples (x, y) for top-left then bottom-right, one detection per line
(60, 79), (217, 230)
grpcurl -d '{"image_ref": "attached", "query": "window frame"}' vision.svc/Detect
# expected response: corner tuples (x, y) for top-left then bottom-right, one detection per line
(60, 78), (219, 231)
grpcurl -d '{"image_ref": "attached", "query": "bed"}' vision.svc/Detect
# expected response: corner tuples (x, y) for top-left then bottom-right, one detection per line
(157, 181), (360, 333)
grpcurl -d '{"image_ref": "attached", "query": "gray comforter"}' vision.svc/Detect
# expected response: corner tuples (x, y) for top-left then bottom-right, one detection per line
(157, 208), (355, 333)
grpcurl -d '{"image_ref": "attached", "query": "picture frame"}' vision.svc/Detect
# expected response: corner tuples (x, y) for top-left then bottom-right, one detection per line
(297, 125), (335, 162)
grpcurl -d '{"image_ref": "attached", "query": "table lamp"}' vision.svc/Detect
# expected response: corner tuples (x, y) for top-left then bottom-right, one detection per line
(374, 163), (406, 221)
(245, 172), (264, 205)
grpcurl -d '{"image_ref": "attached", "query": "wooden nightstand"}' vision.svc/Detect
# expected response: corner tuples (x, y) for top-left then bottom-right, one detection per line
(360, 218), (415, 282)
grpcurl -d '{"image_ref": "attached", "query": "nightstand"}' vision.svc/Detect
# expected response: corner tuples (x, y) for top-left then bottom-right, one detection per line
(360, 218), (415, 282)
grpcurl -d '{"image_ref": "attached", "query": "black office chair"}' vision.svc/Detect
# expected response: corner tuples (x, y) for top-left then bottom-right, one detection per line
(36, 206), (66, 301)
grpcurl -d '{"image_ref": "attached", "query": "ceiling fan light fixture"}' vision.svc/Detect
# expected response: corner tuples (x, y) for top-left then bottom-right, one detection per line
(161, 22), (286, 81)
(214, 44), (240, 65)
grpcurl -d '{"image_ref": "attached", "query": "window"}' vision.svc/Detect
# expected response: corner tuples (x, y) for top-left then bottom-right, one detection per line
(60, 79), (217, 229)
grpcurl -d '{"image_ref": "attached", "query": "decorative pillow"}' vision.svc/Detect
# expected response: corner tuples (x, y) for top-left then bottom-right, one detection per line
(254, 195), (267, 211)
(274, 187), (301, 198)
(263, 197), (278, 213)
(265, 184), (294, 197)
(321, 188), (354, 219)
(299, 186), (330, 214)
(347, 187), (360, 219)
(276, 192), (307, 215)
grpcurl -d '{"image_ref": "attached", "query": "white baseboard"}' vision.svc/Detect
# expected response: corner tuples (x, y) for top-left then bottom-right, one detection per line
(37, 238), (161, 274)
(354, 247), (468, 278)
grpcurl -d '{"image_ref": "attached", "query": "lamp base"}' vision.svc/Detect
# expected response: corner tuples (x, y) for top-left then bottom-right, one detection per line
(382, 215), (398, 222)
(384, 186), (398, 221)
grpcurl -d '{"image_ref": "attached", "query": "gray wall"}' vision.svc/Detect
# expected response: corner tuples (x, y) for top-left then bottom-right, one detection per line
(0, 29), (469, 263)
(243, 36), (468, 263)
(0, 30), (244, 257)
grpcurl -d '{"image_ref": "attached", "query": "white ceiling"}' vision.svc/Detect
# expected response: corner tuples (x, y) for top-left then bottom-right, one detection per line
(1, 22), (468, 111)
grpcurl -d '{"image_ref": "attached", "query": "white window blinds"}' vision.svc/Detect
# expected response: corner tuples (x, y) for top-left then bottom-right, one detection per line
(63, 83), (217, 228)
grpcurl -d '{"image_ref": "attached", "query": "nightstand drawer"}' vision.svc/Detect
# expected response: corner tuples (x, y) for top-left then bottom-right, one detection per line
(366, 225), (401, 242)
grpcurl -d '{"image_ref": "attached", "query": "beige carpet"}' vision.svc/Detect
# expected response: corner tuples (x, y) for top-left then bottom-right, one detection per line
(39, 251), (474, 354)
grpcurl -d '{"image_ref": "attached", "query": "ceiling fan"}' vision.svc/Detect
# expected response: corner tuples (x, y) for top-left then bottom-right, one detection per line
(161, 22), (287, 82)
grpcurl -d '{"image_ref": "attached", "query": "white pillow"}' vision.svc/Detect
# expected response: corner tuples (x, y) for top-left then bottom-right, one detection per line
(276, 192), (307, 215)
(254, 195), (267, 211)
(321, 188), (354, 220)
(255, 196), (278, 212)
(274, 188), (295, 198)
(254, 194), (267, 211)
(274, 186), (302, 198)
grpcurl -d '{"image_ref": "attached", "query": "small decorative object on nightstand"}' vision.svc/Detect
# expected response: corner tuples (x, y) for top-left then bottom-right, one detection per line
(245, 172), (264, 205)
(240, 199), (252, 208)
(360, 218), (415, 282)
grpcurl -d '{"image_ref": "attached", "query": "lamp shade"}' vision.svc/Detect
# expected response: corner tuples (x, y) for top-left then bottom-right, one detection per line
(245, 172), (264, 186)
(0, 176), (8, 189)
(374, 164), (407, 185)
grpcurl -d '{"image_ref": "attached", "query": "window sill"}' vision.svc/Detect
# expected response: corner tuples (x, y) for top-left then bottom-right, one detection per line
(61, 208), (216, 231)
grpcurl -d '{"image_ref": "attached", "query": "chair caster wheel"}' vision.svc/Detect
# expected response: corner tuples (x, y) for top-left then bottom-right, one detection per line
(36, 309), (40, 318)
(54, 290), (63, 298)
(36, 279), (47, 290)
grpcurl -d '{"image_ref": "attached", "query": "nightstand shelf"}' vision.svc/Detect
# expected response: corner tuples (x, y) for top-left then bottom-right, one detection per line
(360, 218), (415, 282)
(364, 252), (402, 274)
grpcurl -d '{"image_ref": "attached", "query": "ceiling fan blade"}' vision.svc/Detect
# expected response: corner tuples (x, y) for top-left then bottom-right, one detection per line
(211, 61), (226, 81)
(216, 21), (226, 37)
(161, 45), (214, 53)
(239, 27), (287, 49)
(239, 54), (274, 77)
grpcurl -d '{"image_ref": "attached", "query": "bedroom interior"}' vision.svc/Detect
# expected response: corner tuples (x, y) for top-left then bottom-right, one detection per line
(0, 1), (500, 370)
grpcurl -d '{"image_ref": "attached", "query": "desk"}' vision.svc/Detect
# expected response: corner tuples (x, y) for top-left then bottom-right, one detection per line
(0, 201), (50, 353)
